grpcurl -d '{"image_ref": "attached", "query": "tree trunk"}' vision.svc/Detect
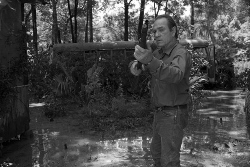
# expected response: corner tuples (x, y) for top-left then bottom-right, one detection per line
(137, 0), (145, 40)
(85, 1), (89, 42)
(190, 0), (195, 38)
(21, 3), (24, 23)
(24, 9), (32, 28)
(31, 3), (38, 56)
(21, 3), (29, 85)
(67, 0), (75, 43)
(205, 1), (216, 43)
(153, 0), (162, 18)
(89, 0), (93, 42)
(58, 29), (61, 43)
(52, 0), (59, 44)
(74, 0), (78, 43)
(124, 0), (129, 41)
(164, 0), (169, 14)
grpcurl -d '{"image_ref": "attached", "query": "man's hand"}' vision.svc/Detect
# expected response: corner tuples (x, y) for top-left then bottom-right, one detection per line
(134, 41), (153, 64)
(129, 60), (146, 76)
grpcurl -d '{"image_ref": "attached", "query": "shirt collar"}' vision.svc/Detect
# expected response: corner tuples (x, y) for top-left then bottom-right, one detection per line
(159, 41), (178, 55)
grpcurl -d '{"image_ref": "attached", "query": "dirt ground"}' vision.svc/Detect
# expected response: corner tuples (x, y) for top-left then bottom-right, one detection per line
(0, 90), (250, 167)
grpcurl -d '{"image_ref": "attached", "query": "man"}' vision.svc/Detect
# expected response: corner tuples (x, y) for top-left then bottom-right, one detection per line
(130, 14), (192, 166)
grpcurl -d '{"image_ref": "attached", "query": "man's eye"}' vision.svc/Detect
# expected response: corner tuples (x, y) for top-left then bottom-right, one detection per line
(159, 28), (164, 32)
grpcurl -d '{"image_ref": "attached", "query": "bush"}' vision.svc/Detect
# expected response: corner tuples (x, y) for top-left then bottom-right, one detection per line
(27, 43), (218, 121)
(215, 59), (235, 90)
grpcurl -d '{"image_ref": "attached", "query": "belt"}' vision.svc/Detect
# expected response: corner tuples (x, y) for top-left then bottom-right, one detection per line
(155, 104), (187, 112)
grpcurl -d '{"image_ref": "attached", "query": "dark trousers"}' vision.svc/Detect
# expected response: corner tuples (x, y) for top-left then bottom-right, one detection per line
(150, 106), (189, 167)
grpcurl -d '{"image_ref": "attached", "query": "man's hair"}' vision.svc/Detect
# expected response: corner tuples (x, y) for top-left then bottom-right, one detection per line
(155, 14), (178, 39)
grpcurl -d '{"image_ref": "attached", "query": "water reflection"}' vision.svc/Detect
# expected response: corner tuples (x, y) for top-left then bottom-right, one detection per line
(182, 90), (250, 155)
(28, 129), (153, 166)
(78, 135), (153, 166)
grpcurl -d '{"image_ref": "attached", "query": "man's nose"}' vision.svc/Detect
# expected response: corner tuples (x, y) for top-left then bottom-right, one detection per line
(154, 31), (160, 38)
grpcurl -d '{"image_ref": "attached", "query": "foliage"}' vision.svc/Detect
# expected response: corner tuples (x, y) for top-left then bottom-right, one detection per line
(28, 49), (53, 101)
(79, 60), (150, 118)
(52, 60), (75, 96)
(84, 63), (103, 95)
(26, 0), (250, 44)
(27, 44), (213, 119)
(186, 45), (211, 110)
(43, 93), (66, 118)
(80, 63), (106, 115)
(0, 62), (18, 103)
(28, 48), (77, 100)
(24, 0), (250, 121)
(235, 68), (250, 88)
(25, 0), (100, 46)
(37, 53), (84, 117)
(215, 58), (235, 90)
(0, 51), (28, 115)
(0, 63), (19, 116)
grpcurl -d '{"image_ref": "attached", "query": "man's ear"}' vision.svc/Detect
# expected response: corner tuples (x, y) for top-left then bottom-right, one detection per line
(171, 26), (177, 37)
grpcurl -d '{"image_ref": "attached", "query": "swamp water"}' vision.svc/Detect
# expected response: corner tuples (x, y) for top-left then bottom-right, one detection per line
(0, 90), (249, 167)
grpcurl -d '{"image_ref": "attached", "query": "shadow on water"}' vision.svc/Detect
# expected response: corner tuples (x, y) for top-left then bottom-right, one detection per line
(0, 90), (250, 167)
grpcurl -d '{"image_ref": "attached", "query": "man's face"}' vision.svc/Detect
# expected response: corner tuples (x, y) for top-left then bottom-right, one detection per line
(152, 18), (175, 48)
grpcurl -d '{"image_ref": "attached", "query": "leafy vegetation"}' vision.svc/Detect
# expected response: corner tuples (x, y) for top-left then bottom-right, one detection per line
(22, 1), (248, 118)
(0, 30), (28, 116)
(1, 0), (250, 122)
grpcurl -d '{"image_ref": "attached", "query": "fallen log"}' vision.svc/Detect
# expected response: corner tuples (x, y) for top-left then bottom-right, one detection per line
(53, 39), (210, 54)
(53, 41), (137, 54)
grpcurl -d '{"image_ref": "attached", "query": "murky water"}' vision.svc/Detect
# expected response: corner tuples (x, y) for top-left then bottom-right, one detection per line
(1, 90), (250, 167)
(182, 90), (250, 166)
(28, 125), (154, 167)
